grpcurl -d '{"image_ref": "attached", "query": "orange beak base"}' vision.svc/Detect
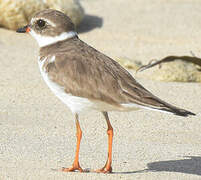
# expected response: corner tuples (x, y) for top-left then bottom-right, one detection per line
(16, 25), (30, 33)
(26, 26), (31, 33)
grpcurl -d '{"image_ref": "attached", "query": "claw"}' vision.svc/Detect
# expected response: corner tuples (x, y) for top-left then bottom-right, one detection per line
(95, 166), (112, 173)
(62, 166), (83, 172)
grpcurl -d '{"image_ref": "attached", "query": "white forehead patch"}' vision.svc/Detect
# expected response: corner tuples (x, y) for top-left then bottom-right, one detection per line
(29, 30), (77, 47)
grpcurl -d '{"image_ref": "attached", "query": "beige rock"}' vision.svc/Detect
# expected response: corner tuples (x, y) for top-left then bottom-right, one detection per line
(0, 0), (84, 30)
(0, 0), (47, 30)
(115, 57), (142, 71)
(138, 60), (201, 82)
(115, 57), (201, 82)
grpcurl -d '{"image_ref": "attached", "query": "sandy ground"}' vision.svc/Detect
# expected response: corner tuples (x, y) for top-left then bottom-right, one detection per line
(0, 0), (201, 179)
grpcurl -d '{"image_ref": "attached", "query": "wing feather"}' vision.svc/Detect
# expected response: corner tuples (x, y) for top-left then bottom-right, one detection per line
(45, 38), (195, 116)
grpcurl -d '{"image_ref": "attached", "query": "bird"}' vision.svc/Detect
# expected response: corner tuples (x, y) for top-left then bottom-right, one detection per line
(16, 9), (195, 173)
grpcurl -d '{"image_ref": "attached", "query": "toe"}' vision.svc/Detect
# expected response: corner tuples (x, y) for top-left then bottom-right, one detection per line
(94, 166), (112, 173)
(62, 166), (84, 172)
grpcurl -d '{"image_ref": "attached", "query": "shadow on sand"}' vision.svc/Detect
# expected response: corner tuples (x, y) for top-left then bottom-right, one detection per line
(77, 14), (103, 33)
(146, 156), (201, 176)
(114, 156), (201, 176)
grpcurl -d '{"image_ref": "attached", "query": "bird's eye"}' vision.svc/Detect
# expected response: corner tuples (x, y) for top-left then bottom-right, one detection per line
(36, 19), (46, 28)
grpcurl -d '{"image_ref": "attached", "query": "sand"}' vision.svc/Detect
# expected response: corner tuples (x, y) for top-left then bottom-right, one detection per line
(0, 0), (201, 179)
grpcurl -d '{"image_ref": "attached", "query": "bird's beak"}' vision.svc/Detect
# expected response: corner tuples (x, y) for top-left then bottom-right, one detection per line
(16, 25), (31, 33)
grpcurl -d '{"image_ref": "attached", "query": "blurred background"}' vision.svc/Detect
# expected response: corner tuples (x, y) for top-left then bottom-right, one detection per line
(1, 0), (201, 82)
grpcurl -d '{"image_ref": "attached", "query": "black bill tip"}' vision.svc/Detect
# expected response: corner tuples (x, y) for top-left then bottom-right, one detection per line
(16, 25), (30, 33)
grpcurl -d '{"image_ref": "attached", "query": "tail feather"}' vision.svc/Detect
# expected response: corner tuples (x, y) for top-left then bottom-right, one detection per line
(121, 83), (195, 117)
(144, 94), (196, 117)
(153, 99), (196, 117)
(161, 106), (195, 117)
(134, 96), (196, 117)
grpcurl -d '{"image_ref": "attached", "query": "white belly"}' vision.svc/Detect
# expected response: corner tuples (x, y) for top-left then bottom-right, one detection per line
(38, 57), (95, 113)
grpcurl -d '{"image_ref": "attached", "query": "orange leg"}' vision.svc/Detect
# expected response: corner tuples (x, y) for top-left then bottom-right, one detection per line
(95, 112), (113, 173)
(62, 114), (83, 172)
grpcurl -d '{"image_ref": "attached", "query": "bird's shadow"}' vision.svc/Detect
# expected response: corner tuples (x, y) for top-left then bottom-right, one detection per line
(77, 14), (103, 33)
(146, 156), (201, 176)
(114, 156), (201, 175)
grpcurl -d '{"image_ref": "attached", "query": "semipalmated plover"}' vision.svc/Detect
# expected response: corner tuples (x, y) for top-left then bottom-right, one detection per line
(16, 9), (195, 173)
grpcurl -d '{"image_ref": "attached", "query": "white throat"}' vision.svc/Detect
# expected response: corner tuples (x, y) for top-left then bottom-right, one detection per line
(29, 30), (77, 47)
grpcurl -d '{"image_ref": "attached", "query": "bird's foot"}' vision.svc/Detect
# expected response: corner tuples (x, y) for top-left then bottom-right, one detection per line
(62, 162), (83, 172)
(95, 166), (112, 173)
